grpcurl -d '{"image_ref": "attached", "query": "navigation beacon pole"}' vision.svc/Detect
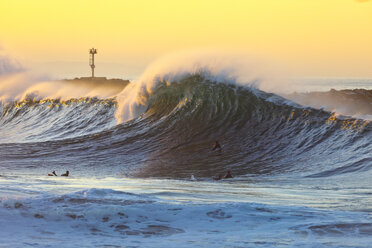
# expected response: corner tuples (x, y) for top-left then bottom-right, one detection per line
(89, 48), (97, 78)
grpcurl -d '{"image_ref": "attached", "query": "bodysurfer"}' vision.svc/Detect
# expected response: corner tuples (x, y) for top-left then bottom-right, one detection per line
(61, 171), (69, 177)
(212, 141), (221, 151)
(214, 174), (223, 180)
(48, 170), (57, 176)
(214, 171), (233, 180)
(225, 170), (233, 179)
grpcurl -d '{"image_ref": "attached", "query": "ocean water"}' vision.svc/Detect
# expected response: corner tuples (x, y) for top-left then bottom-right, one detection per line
(0, 72), (371, 247)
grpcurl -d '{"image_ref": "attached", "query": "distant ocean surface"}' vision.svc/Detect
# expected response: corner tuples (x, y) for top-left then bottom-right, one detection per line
(291, 77), (372, 92)
(0, 73), (371, 247)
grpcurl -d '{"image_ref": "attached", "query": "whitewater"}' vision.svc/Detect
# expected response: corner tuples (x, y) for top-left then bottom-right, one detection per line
(0, 55), (372, 247)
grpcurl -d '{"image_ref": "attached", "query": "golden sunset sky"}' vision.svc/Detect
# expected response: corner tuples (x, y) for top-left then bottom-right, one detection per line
(0, 0), (371, 78)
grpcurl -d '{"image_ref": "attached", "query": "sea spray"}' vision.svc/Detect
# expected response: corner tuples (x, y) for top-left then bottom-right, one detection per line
(115, 50), (270, 123)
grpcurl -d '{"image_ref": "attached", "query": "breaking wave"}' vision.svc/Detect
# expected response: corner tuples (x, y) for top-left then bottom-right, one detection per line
(0, 72), (371, 180)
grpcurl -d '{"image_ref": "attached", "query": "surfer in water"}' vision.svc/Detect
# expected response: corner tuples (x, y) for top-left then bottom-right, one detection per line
(214, 174), (223, 180)
(212, 141), (221, 151)
(225, 170), (233, 179)
(214, 171), (233, 180)
(48, 171), (57, 176)
(61, 171), (69, 177)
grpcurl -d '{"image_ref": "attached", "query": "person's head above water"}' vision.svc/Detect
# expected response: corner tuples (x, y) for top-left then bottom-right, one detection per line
(48, 170), (58, 176)
(61, 170), (69, 176)
(212, 140), (222, 151)
(225, 170), (233, 178)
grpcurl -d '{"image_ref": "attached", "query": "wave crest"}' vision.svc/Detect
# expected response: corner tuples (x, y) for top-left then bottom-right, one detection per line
(0, 97), (117, 143)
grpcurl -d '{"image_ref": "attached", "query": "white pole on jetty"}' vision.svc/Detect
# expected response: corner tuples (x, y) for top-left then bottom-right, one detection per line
(89, 48), (97, 78)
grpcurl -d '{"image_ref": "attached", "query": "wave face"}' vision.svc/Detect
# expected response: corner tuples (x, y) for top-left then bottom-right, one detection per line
(0, 97), (117, 143)
(0, 74), (371, 179)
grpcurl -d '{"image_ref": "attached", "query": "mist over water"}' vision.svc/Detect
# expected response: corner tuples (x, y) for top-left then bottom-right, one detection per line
(0, 49), (24, 76)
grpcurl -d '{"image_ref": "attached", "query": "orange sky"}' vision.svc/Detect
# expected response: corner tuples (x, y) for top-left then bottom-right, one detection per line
(0, 0), (371, 78)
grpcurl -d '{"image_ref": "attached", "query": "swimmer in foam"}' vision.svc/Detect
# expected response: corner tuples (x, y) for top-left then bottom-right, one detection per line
(61, 171), (69, 177)
(48, 171), (57, 176)
(225, 170), (233, 179)
(214, 171), (233, 180)
(214, 174), (223, 180)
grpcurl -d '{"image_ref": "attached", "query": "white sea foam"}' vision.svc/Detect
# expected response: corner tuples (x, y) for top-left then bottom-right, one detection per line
(0, 176), (371, 248)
